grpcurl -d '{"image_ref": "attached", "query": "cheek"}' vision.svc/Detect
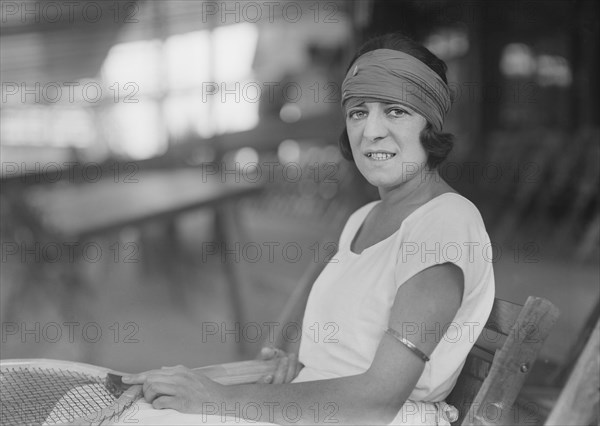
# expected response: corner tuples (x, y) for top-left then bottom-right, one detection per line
(346, 127), (362, 153)
(399, 122), (427, 158)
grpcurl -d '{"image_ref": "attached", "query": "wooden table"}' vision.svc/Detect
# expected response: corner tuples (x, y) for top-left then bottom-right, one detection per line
(24, 168), (262, 239)
(15, 168), (263, 354)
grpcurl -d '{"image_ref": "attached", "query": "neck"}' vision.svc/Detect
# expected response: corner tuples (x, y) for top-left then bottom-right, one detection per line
(378, 167), (441, 207)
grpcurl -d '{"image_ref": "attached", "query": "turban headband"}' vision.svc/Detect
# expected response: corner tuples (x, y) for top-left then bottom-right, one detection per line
(341, 49), (451, 131)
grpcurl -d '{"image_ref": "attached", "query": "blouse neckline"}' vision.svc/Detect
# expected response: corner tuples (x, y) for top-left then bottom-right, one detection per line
(348, 192), (461, 256)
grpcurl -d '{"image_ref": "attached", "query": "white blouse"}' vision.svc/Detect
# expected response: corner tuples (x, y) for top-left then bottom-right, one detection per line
(293, 193), (495, 424)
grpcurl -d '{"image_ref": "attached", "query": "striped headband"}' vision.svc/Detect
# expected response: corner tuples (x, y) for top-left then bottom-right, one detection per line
(341, 49), (451, 131)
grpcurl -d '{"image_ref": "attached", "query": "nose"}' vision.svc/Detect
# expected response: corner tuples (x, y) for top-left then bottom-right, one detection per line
(362, 110), (388, 142)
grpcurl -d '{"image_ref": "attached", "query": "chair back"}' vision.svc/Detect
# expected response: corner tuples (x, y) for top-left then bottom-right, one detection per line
(447, 296), (560, 425)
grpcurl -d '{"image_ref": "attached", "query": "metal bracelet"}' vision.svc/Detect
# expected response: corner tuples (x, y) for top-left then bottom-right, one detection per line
(385, 328), (430, 362)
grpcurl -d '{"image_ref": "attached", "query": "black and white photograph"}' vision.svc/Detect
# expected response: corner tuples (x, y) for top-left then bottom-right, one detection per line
(0, 1), (598, 424)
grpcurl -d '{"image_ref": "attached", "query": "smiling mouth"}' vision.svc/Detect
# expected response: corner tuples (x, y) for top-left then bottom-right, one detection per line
(366, 152), (396, 161)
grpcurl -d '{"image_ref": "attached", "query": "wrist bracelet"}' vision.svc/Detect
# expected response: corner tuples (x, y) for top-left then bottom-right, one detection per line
(385, 328), (430, 362)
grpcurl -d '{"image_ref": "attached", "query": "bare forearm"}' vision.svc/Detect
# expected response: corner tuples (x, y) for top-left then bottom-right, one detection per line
(217, 374), (404, 425)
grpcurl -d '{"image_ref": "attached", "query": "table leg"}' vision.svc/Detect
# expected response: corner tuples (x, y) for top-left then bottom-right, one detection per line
(214, 201), (249, 356)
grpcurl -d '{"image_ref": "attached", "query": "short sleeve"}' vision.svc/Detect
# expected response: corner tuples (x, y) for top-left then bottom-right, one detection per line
(393, 194), (496, 401)
(394, 194), (492, 295)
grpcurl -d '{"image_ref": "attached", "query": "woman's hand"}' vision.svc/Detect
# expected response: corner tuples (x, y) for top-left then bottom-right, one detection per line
(256, 346), (303, 384)
(122, 365), (224, 413)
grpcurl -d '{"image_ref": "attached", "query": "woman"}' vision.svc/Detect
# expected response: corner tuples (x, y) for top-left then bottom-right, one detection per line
(123, 33), (495, 425)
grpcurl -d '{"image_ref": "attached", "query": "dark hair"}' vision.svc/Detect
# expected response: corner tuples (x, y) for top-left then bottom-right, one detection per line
(338, 33), (454, 169)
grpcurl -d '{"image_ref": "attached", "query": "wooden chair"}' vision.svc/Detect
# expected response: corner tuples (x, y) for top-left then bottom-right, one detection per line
(446, 296), (559, 425)
(545, 317), (599, 426)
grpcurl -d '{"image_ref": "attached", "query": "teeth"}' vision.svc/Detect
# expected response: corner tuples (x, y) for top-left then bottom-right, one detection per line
(367, 152), (395, 161)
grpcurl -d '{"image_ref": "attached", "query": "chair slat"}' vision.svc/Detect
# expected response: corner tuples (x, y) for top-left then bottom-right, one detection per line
(486, 298), (523, 335)
(461, 353), (493, 381)
(469, 345), (495, 366)
(461, 296), (560, 426)
(475, 329), (507, 357)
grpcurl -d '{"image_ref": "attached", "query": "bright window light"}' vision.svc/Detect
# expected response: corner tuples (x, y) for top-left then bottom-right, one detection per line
(233, 147), (259, 168)
(212, 23), (260, 134)
(165, 30), (211, 91)
(536, 55), (572, 87)
(164, 93), (213, 139)
(278, 139), (300, 164)
(99, 23), (260, 158)
(500, 43), (536, 77)
(213, 23), (258, 81)
(48, 108), (96, 147)
(425, 28), (469, 60)
(102, 39), (163, 96)
(107, 102), (167, 159)
(0, 107), (95, 147)
(213, 78), (260, 134)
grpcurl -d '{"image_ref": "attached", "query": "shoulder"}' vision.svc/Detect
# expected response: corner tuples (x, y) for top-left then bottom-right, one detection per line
(406, 192), (486, 233)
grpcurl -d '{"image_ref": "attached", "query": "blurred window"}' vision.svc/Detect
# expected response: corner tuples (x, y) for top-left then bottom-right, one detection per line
(100, 23), (259, 159)
(0, 106), (95, 148)
(425, 27), (470, 61)
(500, 43), (571, 87)
(0, 24), (261, 160)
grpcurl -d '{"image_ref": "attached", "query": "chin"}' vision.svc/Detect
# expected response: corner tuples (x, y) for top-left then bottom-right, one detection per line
(364, 174), (404, 188)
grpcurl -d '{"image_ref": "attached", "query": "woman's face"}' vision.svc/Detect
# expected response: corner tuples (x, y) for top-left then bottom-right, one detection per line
(345, 101), (428, 191)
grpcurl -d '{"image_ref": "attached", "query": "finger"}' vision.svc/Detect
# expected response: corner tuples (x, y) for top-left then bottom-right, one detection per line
(258, 374), (273, 384)
(122, 373), (145, 384)
(152, 395), (178, 410)
(122, 368), (163, 384)
(161, 364), (187, 371)
(142, 381), (179, 403)
(122, 371), (166, 385)
(127, 364), (193, 383)
(259, 346), (283, 360)
(285, 353), (297, 383)
(272, 356), (289, 384)
(257, 346), (274, 360)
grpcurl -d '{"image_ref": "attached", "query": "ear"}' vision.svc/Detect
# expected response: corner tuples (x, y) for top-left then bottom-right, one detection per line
(338, 128), (354, 161)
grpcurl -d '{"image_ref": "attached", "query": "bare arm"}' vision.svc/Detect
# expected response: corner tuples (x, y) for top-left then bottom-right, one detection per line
(125, 263), (464, 425)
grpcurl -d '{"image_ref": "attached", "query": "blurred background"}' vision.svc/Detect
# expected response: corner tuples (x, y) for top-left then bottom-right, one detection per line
(0, 0), (598, 423)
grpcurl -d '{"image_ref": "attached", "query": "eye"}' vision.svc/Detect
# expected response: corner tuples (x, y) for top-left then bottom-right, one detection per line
(347, 109), (367, 120)
(387, 107), (409, 118)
